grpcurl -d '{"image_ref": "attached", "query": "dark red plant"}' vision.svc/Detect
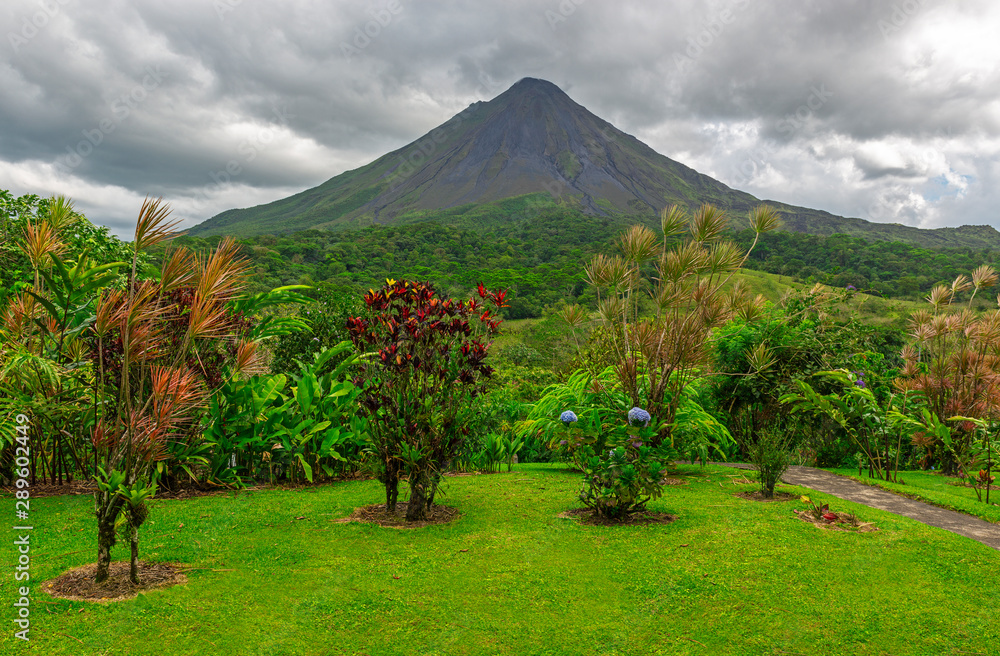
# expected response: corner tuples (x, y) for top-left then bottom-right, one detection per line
(347, 279), (506, 521)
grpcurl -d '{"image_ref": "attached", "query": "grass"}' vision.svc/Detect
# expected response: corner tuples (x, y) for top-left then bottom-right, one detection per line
(826, 467), (1000, 525)
(4, 463), (1000, 655)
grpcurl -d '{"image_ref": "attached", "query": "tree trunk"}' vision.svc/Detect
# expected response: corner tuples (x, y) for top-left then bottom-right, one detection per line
(94, 492), (124, 584)
(130, 523), (140, 584)
(425, 472), (440, 510)
(406, 471), (430, 521)
(128, 502), (148, 584)
(384, 461), (399, 512)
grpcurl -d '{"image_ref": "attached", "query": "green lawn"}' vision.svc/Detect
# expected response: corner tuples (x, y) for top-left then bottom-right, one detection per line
(826, 467), (1000, 525)
(4, 464), (1000, 655)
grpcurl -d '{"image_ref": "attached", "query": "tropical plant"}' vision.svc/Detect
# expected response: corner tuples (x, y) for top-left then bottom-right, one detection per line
(743, 423), (795, 499)
(894, 268), (1000, 473)
(2, 195), (310, 584)
(518, 365), (733, 467)
(346, 279), (506, 521)
(572, 407), (675, 519)
(584, 203), (777, 447)
(781, 370), (919, 482)
(203, 342), (367, 486)
(268, 286), (362, 377)
(517, 367), (625, 467)
(945, 416), (997, 504)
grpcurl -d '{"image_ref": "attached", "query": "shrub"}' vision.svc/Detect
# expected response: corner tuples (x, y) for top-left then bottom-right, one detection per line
(203, 343), (368, 486)
(346, 279), (506, 521)
(746, 425), (795, 499)
(572, 408), (675, 519)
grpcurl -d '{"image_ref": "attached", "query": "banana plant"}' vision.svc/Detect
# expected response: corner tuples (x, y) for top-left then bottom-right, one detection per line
(781, 370), (918, 482)
(203, 342), (367, 485)
(203, 373), (288, 486)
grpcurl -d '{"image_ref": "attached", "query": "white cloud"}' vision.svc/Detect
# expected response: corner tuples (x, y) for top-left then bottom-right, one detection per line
(1, 0), (999, 236)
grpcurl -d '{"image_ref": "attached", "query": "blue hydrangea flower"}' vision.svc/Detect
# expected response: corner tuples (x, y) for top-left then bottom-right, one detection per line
(627, 407), (651, 427)
(560, 410), (578, 425)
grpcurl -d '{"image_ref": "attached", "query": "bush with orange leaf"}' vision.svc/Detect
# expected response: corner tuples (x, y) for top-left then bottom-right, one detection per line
(1, 196), (307, 584)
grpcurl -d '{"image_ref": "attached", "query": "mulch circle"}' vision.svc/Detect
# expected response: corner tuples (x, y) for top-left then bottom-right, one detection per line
(734, 491), (797, 502)
(342, 502), (460, 528)
(43, 561), (188, 602)
(792, 509), (878, 533)
(557, 508), (678, 526)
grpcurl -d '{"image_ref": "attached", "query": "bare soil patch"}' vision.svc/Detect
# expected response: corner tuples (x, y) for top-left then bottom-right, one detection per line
(343, 502), (460, 528)
(0, 481), (97, 498)
(43, 561), (187, 602)
(792, 509), (878, 532)
(735, 491), (797, 502)
(557, 508), (677, 526)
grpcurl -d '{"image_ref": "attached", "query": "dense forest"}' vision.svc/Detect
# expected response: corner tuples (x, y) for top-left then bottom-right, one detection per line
(165, 206), (1000, 319)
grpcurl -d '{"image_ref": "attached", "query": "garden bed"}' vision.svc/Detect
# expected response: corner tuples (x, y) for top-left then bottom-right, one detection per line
(557, 507), (677, 526)
(344, 502), (460, 528)
(44, 562), (188, 602)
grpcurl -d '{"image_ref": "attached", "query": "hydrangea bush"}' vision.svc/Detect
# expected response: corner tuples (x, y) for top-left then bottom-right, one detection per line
(563, 407), (676, 520)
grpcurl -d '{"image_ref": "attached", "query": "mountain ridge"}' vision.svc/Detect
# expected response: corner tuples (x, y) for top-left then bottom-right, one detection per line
(188, 78), (1000, 250)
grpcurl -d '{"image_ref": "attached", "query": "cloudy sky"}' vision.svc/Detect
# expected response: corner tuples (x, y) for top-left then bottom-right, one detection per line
(2, 0), (998, 238)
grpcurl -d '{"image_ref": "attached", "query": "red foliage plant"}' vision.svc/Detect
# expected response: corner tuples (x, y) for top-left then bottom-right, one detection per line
(346, 279), (506, 521)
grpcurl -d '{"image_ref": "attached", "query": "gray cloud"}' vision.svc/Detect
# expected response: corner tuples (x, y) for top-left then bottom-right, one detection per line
(1, 0), (998, 236)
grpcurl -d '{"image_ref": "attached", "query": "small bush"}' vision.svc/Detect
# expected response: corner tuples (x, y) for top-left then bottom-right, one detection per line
(577, 442), (672, 519)
(747, 426), (795, 498)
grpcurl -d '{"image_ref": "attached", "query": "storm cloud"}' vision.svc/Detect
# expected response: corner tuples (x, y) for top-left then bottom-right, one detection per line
(1, 0), (997, 236)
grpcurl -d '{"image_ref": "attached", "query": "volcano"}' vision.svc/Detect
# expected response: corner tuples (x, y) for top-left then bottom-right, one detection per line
(188, 78), (1000, 249)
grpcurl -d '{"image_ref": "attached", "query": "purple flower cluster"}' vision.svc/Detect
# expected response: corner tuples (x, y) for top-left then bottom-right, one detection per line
(627, 407), (651, 427)
(853, 371), (866, 389)
(846, 284), (856, 291)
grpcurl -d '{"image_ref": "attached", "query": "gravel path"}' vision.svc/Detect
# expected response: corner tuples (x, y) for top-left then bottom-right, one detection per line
(724, 464), (1000, 551)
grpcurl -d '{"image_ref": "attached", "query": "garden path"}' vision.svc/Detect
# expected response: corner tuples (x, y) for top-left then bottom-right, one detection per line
(724, 464), (1000, 551)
